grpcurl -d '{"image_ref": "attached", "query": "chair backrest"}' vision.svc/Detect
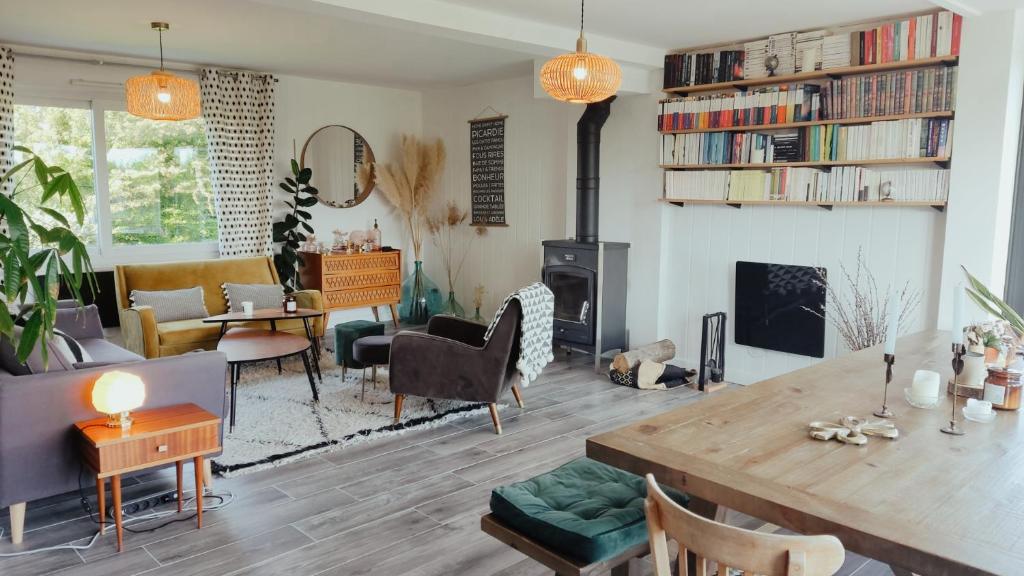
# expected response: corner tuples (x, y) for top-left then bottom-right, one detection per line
(644, 474), (845, 576)
(486, 299), (523, 385)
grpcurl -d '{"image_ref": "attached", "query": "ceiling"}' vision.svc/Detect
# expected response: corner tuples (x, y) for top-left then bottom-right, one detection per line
(0, 0), (1001, 89)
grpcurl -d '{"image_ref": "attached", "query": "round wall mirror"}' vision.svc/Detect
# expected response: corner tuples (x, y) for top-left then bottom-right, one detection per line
(300, 125), (376, 208)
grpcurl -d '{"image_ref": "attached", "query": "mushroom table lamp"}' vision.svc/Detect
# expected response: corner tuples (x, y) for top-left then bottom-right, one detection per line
(92, 371), (146, 431)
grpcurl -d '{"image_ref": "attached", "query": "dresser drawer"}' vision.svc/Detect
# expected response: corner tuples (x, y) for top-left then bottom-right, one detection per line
(322, 251), (400, 273)
(323, 284), (401, 309)
(323, 268), (401, 291)
(92, 423), (219, 476)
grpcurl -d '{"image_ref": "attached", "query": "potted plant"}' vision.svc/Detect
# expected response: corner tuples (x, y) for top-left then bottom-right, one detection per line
(375, 135), (446, 324)
(0, 146), (96, 365)
(963, 266), (1023, 367)
(272, 159), (318, 292)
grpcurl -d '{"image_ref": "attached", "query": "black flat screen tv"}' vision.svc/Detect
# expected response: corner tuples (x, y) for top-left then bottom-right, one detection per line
(734, 261), (826, 358)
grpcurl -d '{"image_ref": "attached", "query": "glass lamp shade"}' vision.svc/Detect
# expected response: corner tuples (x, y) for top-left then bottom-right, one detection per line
(540, 36), (622, 104)
(125, 70), (201, 121)
(92, 371), (146, 416)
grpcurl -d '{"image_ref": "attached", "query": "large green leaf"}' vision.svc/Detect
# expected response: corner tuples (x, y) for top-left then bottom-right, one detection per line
(297, 168), (312, 185)
(3, 252), (21, 301)
(962, 266), (1024, 336)
(296, 196), (318, 208)
(37, 207), (71, 228)
(1, 157), (33, 182)
(32, 157), (49, 188)
(16, 312), (42, 365)
(296, 210), (311, 220)
(291, 158), (300, 175)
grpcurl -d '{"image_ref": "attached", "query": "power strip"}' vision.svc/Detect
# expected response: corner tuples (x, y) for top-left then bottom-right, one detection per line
(82, 489), (179, 521)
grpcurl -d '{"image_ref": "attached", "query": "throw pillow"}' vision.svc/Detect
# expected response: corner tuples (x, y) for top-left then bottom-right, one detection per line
(0, 325), (78, 374)
(130, 287), (210, 323)
(54, 328), (93, 364)
(222, 283), (285, 313)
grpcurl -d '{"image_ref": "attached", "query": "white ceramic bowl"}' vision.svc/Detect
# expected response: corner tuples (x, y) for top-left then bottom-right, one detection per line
(904, 388), (940, 409)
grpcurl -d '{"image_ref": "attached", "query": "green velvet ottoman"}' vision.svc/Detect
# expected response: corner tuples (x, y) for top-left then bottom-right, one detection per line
(490, 457), (689, 564)
(334, 320), (386, 373)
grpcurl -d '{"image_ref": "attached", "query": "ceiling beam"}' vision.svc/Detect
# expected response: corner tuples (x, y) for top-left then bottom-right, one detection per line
(299, 0), (666, 68)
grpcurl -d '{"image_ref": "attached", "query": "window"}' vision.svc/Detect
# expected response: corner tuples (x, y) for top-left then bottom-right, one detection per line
(104, 111), (216, 245)
(12, 104), (98, 243)
(11, 100), (215, 260)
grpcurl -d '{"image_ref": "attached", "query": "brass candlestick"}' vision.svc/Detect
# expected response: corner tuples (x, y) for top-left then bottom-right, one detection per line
(874, 353), (896, 418)
(941, 343), (966, 436)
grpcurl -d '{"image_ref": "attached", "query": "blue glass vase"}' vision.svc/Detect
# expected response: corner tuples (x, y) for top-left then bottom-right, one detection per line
(399, 261), (443, 325)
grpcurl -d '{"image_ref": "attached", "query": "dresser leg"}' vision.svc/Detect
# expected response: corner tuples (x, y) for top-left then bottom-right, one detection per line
(111, 474), (123, 552)
(194, 456), (204, 529)
(176, 461), (184, 513)
(96, 477), (105, 530)
(389, 304), (400, 328)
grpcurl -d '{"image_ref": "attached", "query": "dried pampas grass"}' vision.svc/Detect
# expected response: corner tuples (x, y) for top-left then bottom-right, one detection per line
(375, 135), (447, 259)
(428, 200), (487, 293)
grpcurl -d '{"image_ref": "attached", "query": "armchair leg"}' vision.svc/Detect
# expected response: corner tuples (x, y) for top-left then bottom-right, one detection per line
(394, 394), (405, 424)
(510, 384), (525, 408)
(488, 403), (502, 435)
(9, 502), (25, 544)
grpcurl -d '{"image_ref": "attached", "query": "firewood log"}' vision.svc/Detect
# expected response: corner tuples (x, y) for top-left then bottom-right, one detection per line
(611, 339), (676, 373)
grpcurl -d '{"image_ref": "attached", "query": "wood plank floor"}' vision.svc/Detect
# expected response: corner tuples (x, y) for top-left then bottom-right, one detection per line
(1, 353), (898, 576)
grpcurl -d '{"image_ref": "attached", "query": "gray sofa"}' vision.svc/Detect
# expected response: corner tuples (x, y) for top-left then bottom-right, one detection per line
(0, 302), (228, 544)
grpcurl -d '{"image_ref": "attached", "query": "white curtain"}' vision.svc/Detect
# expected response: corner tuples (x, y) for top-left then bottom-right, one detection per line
(0, 46), (15, 199)
(200, 68), (276, 257)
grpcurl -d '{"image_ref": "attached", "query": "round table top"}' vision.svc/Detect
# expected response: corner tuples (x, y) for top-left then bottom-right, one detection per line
(217, 328), (311, 363)
(203, 307), (322, 323)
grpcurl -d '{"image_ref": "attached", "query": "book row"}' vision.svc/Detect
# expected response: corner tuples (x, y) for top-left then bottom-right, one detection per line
(852, 11), (961, 66)
(820, 67), (956, 119)
(658, 85), (821, 131)
(664, 166), (949, 203)
(659, 119), (953, 165)
(663, 11), (960, 89)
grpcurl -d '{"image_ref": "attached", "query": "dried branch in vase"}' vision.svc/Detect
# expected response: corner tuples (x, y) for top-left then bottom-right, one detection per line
(427, 201), (487, 293)
(473, 284), (486, 309)
(374, 135), (446, 260)
(803, 248), (921, 352)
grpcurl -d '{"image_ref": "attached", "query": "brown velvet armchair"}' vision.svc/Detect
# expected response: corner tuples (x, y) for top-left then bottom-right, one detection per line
(389, 300), (524, 434)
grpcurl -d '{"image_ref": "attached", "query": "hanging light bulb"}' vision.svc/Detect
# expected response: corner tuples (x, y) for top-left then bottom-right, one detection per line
(125, 22), (200, 121)
(540, 0), (621, 104)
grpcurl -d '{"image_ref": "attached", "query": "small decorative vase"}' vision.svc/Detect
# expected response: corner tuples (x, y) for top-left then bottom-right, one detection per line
(399, 261), (443, 325)
(472, 306), (485, 324)
(442, 291), (466, 318)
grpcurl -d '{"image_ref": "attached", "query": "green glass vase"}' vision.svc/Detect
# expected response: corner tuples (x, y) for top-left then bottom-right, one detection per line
(472, 306), (486, 324)
(442, 291), (466, 318)
(399, 261), (443, 325)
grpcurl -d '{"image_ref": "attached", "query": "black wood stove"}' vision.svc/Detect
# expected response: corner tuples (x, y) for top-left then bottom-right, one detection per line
(543, 96), (629, 371)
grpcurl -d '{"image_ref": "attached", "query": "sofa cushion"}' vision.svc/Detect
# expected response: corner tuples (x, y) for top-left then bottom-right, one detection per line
(79, 338), (144, 364)
(222, 283), (284, 313)
(130, 287), (210, 323)
(157, 319), (221, 346)
(490, 457), (689, 564)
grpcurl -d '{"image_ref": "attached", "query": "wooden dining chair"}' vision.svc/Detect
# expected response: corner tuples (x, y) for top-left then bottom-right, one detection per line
(644, 474), (845, 576)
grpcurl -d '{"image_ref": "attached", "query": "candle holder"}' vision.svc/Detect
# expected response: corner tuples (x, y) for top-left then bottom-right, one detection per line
(941, 343), (967, 436)
(874, 353), (896, 418)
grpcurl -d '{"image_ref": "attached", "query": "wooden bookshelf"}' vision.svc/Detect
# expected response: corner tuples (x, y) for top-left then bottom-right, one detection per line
(659, 110), (954, 135)
(660, 157), (950, 170)
(663, 55), (958, 95)
(659, 198), (946, 211)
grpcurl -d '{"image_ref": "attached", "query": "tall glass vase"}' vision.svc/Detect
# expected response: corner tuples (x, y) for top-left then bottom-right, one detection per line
(442, 290), (466, 318)
(399, 261), (443, 325)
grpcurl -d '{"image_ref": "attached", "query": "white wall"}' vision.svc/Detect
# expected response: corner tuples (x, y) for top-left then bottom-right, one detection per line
(939, 9), (1024, 327)
(421, 75), (569, 316)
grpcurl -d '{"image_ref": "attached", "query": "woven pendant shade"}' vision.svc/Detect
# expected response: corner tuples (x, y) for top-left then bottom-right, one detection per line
(126, 70), (200, 121)
(126, 22), (201, 121)
(540, 44), (621, 103)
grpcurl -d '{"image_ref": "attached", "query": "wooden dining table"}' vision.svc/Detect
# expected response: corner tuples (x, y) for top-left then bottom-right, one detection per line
(587, 330), (1024, 576)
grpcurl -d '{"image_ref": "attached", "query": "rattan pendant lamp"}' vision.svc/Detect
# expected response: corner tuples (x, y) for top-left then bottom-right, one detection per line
(539, 0), (622, 103)
(125, 22), (201, 121)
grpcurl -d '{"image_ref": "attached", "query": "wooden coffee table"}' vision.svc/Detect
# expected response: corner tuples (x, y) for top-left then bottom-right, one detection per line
(217, 328), (318, 431)
(204, 307), (324, 382)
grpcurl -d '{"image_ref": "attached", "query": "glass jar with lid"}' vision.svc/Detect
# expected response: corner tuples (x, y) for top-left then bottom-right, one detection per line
(983, 366), (1022, 410)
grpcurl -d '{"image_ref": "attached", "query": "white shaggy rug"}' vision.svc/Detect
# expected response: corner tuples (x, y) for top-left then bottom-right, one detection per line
(212, 357), (492, 477)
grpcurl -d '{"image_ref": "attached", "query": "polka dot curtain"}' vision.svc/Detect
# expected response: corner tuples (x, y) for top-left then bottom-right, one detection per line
(199, 68), (277, 257)
(0, 47), (15, 201)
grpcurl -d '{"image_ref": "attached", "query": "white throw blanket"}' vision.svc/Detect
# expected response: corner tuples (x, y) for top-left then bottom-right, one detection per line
(483, 283), (555, 386)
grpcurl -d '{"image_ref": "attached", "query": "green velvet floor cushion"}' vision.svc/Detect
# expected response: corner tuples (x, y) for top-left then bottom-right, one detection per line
(490, 457), (689, 564)
(334, 320), (386, 367)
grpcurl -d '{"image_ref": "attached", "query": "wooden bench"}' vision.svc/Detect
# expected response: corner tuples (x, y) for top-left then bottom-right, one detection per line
(481, 513), (648, 576)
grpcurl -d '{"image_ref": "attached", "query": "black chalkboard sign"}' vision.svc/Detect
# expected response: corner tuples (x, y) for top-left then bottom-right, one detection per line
(469, 116), (507, 226)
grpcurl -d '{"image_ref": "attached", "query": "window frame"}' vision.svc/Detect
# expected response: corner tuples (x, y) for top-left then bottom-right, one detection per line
(12, 93), (219, 270)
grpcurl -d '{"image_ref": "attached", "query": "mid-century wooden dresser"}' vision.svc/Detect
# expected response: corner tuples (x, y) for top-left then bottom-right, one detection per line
(298, 250), (402, 327)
